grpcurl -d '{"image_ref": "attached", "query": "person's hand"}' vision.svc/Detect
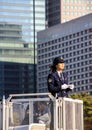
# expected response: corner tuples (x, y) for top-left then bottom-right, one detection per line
(61, 84), (68, 90)
(68, 84), (74, 89)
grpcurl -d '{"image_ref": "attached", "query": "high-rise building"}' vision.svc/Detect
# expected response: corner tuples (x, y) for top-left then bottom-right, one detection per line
(46, 0), (92, 27)
(37, 14), (92, 95)
(0, 0), (46, 98)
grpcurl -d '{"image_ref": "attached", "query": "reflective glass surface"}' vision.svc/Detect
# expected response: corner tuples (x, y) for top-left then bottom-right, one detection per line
(0, 0), (45, 63)
(0, 0), (46, 98)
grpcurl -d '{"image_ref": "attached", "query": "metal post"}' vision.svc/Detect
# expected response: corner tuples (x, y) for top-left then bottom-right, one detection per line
(9, 102), (14, 126)
(72, 101), (75, 129)
(29, 101), (33, 123)
(81, 103), (84, 130)
(53, 99), (56, 130)
(2, 96), (5, 130)
(5, 102), (9, 130)
(33, 0), (36, 93)
(55, 99), (58, 130)
(63, 98), (66, 130)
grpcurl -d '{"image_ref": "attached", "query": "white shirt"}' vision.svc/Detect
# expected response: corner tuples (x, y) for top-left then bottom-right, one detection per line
(57, 71), (62, 77)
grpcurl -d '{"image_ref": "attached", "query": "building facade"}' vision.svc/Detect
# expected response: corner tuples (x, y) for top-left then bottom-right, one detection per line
(37, 14), (92, 95)
(0, 0), (46, 98)
(46, 0), (92, 27)
(46, 0), (61, 27)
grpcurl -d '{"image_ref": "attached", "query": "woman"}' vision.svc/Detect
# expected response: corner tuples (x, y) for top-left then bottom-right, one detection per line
(47, 56), (73, 98)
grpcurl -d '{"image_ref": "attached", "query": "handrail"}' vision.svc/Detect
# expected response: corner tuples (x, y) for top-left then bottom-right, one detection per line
(7, 93), (52, 102)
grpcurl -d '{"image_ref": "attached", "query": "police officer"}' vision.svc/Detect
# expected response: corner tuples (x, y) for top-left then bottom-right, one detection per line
(47, 56), (73, 98)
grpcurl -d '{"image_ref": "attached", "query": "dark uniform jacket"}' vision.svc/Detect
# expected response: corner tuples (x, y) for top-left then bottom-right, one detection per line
(47, 71), (71, 97)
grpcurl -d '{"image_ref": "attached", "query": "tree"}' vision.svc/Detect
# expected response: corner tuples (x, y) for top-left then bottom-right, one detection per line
(69, 92), (92, 130)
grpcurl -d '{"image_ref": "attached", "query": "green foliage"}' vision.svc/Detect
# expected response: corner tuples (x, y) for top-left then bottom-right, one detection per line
(70, 92), (92, 130)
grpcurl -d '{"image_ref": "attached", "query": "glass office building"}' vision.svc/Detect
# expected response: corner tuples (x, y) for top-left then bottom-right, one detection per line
(0, 0), (46, 98)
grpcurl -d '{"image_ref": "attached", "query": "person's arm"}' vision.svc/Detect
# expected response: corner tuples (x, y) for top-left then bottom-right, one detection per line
(47, 74), (61, 93)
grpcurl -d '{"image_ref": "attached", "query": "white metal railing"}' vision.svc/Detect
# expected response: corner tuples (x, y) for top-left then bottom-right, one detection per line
(1, 93), (84, 130)
(0, 102), (3, 130)
(54, 98), (83, 130)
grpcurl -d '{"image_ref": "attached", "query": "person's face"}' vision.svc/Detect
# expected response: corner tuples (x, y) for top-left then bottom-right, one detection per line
(56, 63), (65, 71)
(38, 102), (44, 110)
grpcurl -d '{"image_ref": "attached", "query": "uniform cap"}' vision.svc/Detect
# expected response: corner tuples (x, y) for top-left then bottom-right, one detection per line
(53, 56), (64, 65)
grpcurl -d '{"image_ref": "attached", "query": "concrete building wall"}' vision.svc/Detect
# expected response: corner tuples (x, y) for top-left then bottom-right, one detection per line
(37, 14), (92, 95)
(46, 0), (92, 27)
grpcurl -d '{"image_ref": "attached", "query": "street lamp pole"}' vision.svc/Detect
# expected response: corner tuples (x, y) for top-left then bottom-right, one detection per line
(33, 0), (36, 93)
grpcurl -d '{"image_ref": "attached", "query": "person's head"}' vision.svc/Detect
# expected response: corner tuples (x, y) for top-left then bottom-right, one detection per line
(51, 56), (65, 72)
(37, 102), (44, 111)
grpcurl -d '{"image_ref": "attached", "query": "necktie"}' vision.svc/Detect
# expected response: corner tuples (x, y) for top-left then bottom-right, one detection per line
(60, 73), (64, 81)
